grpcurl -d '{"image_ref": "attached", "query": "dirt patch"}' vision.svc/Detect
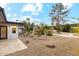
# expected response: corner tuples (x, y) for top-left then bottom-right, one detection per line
(7, 35), (79, 56)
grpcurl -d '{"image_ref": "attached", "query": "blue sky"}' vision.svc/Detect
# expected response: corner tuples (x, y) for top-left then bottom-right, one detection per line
(0, 3), (79, 25)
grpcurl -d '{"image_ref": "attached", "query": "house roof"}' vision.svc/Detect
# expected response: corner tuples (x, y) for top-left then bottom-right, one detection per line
(0, 7), (7, 22)
(0, 7), (23, 25)
(7, 21), (24, 25)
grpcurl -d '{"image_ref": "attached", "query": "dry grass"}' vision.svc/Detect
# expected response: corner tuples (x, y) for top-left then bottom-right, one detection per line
(7, 35), (79, 56)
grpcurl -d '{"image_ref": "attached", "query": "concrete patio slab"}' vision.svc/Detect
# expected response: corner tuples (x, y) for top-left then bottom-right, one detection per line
(0, 39), (27, 56)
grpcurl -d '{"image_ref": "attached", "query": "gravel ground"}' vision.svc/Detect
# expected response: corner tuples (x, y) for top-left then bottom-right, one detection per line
(7, 35), (79, 56)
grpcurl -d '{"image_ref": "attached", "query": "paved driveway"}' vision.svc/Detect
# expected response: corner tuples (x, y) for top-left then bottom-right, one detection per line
(0, 39), (27, 56)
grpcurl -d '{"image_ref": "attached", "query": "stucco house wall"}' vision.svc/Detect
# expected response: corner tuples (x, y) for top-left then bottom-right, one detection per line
(18, 24), (24, 35)
(7, 24), (19, 39)
(0, 23), (24, 39)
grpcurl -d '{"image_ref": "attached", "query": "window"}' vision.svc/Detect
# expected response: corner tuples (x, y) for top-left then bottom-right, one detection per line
(12, 28), (16, 33)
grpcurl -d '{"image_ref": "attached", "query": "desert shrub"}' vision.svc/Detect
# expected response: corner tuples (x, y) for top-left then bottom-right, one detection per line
(39, 28), (44, 35)
(34, 29), (38, 35)
(34, 25), (52, 36)
(46, 30), (52, 36)
(62, 24), (71, 32)
(34, 29), (40, 35)
(43, 26), (52, 30)
(54, 25), (62, 33)
(70, 27), (79, 33)
(34, 28), (44, 35)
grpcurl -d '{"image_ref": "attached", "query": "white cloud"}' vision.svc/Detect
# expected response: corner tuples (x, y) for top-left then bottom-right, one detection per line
(35, 3), (43, 11)
(7, 14), (18, 22)
(6, 13), (18, 18)
(0, 3), (8, 8)
(19, 16), (32, 22)
(21, 4), (35, 12)
(20, 16), (31, 20)
(44, 17), (47, 20)
(19, 16), (41, 25)
(62, 3), (73, 9)
(21, 3), (43, 15)
(7, 14), (18, 18)
(7, 14), (11, 17)
(13, 14), (18, 17)
(0, 0), (78, 3)
(32, 12), (39, 15)
(11, 18), (18, 22)
(7, 7), (11, 11)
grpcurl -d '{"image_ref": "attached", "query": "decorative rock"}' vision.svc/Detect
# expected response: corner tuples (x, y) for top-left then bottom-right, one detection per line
(26, 40), (29, 44)
(46, 45), (56, 48)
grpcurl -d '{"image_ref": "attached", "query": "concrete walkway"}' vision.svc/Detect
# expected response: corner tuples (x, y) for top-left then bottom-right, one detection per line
(0, 39), (27, 56)
(53, 33), (79, 38)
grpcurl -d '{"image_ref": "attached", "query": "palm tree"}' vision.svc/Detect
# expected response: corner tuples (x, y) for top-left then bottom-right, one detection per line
(50, 3), (69, 33)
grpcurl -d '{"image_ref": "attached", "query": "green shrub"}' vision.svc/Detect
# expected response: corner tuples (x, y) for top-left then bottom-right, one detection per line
(62, 24), (71, 32)
(55, 25), (62, 33)
(70, 27), (79, 33)
(39, 28), (44, 35)
(34, 28), (44, 35)
(34, 25), (52, 36)
(46, 30), (52, 36)
(43, 26), (52, 30)
(34, 29), (38, 35)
